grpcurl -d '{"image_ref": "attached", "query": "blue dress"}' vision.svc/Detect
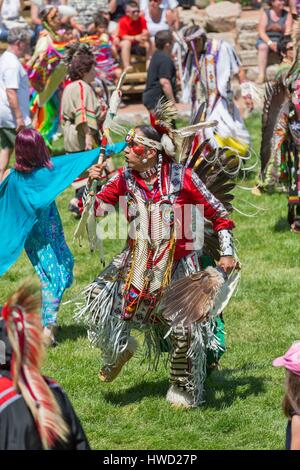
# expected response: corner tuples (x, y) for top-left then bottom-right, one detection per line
(25, 202), (74, 327)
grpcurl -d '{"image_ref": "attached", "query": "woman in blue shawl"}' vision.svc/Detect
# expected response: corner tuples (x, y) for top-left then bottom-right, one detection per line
(0, 128), (125, 345)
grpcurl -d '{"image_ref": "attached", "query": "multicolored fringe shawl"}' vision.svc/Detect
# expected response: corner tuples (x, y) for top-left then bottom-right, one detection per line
(27, 36), (118, 146)
(30, 89), (61, 148)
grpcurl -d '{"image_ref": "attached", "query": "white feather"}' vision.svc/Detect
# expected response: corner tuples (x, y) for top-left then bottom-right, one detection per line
(161, 134), (176, 157)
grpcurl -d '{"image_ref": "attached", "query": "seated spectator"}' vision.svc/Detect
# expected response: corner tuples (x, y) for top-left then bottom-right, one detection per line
(0, 281), (90, 450)
(141, 0), (178, 39)
(88, 7), (118, 35)
(277, 33), (294, 63)
(109, 0), (128, 22)
(142, 29), (176, 111)
(273, 34), (294, 82)
(0, 0), (30, 42)
(288, 0), (300, 46)
(256, 0), (292, 84)
(140, 0), (179, 32)
(118, 1), (151, 70)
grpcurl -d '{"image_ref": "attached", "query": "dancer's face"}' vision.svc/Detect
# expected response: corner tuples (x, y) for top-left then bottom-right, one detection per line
(46, 7), (61, 30)
(187, 37), (204, 56)
(124, 129), (158, 172)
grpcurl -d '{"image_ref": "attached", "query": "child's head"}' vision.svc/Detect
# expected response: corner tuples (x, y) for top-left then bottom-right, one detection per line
(61, 24), (75, 42)
(273, 342), (300, 417)
(277, 34), (293, 61)
(14, 129), (53, 173)
(93, 14), (109, 36)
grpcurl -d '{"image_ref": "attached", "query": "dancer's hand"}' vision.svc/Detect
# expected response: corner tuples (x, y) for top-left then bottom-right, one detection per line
(87, 163), (106, 186)
(218, 256), (236, 273)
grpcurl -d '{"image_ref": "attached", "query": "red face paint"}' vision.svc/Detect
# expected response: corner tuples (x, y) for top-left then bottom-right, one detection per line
(131, 144), (145, 156)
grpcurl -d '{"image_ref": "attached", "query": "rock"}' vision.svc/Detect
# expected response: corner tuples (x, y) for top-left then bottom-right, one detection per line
(207, 31), (237, 46)
(266, 64), (280, 81)
(204, 1), (241, 33)
(238, 32), (258, 51)
(194, 0), (209, 8)
(179, 6), (206, 27)
(246, 66), (259, 82)
(239, 50), (258, 67)
(236, 18), (258, 34)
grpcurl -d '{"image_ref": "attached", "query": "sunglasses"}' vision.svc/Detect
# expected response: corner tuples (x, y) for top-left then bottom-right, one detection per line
(131, 9), (140, 13)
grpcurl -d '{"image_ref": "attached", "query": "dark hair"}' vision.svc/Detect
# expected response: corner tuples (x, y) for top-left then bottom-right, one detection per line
(283, 370), (300, 418)
(69, 52), (96, 81)
(94, 14), (109, 29)
(136, 125), (162, 143)
(155, 30), (173, 50)
(126, 1), (139, 9)
(14, 129), (53, 173)
(39, 5), (57, 22)
(277, 34), (292, 56)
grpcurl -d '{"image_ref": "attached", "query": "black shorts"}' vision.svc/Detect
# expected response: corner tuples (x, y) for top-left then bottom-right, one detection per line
(131, 44), (146, 56)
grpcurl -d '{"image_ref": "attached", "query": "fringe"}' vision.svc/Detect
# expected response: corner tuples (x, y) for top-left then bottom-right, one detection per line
(186, 319), (221, 406)
(141, 322), (171, 371)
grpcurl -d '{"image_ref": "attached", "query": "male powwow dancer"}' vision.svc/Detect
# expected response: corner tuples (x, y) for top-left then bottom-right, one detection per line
(75, 101), (242, 407)
(258, 46), (300, 231)
(181, 26), (251, 159)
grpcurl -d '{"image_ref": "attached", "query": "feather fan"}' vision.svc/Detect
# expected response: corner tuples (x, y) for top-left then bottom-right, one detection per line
(162, 267), (226, 327)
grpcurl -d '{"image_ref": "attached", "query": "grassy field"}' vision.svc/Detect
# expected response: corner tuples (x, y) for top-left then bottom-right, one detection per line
(1, 113), (299, 450)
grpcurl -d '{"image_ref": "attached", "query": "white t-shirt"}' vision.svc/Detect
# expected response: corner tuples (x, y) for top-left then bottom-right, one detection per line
(1, 0), (21, 20)
(0, 51), (31, 128)
(143, 5), (168, 37)
(140, 0), (178, 13)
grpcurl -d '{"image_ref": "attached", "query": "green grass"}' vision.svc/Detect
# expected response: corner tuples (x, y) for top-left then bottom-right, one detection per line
(1, 112), (296, 450)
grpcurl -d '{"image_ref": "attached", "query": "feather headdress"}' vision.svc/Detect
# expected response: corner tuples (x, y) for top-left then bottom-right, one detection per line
(150, 98), (217, 161)
(2, 282), (69, 450)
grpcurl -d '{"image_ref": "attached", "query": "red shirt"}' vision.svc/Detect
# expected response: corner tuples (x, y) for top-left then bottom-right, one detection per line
(118, 15), (148, 39)
(94, 163), (235, 261)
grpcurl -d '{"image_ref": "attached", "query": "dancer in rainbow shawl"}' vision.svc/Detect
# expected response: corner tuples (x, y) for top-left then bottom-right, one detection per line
(0, 128), (124, 345)
(27, 6), (74, 149)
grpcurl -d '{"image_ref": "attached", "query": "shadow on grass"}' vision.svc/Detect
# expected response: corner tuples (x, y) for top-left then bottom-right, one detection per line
(273, 217), (290, 232)
(56, 323), (87, 343)
(205, 367), (266, 410)
(103, 379), (169, 406)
